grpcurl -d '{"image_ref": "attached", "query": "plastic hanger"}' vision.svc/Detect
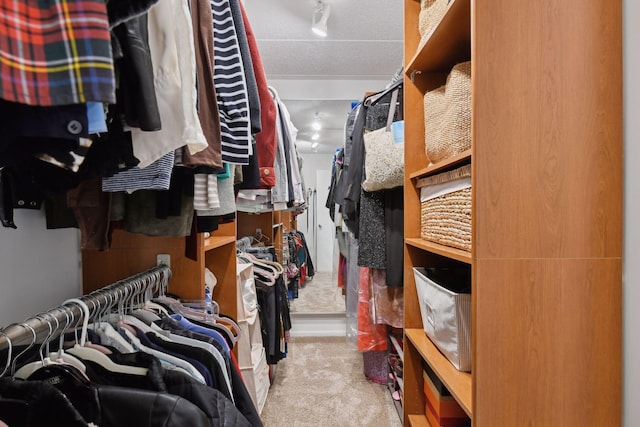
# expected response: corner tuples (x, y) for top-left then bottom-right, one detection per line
(49, 307), (87, 372)
(8, 323), (37, 377)
(0, 330), (12, 377)
(89, 290), (136, 354)
(63, 298), (148, 376)
(364, 78), (403, 107)
(13, 311), (60, 379)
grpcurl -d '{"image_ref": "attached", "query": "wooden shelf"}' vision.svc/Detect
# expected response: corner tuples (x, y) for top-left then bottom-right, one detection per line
(405, 238), (472, 264)
(406, 328), (472, 417)
(406, 0), (471, 75)
(410, 149), (471, 180)
(203, 235), (236, 251)
(408, 414), (432, 427)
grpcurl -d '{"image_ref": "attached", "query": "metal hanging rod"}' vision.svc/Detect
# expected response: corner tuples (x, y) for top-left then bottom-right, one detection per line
(0, 265), (171, 353)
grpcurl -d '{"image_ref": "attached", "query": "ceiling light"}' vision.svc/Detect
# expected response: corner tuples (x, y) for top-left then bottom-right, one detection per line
(312, 114), (322, 131)
(311, 1), (331, 37)
(311, 133), (320, 140)
(311, 141), (320, 149)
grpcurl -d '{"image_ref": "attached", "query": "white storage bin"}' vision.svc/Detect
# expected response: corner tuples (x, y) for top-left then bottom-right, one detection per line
(413, 267), (471, 372)
(241, 347), (270, 414)
(238, 318), (265, 368)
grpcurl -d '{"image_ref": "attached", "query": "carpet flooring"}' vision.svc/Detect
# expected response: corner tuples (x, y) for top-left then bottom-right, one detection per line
(290, 271), (345, 313)
(260, 336), (402, 427)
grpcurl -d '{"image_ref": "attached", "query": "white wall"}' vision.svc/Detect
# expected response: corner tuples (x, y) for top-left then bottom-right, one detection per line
(0, 209), (81, 326)
(624, 0), (639, 424)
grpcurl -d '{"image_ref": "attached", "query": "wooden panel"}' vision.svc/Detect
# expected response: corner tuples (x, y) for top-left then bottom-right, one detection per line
(404, 0), (421, 67)
(410, 149), (471, 180)
(473, 0), (623, 259)
(404, 246), (423, 330)
(404, 333), (428, 425)
(203, 236), (236, 251)
(408, 414), (432, 427)
(474, 258), (621, 426)
(403, 78), (427, 240)
(212, 221), (236, 237)
(205, 242), (237, 319)
(406, 329), (472, 417)
(237, 211), (274, 243)
(406, 238), (472, 264)
(82, 230), (203, 297)
(273, 210), (293, 258)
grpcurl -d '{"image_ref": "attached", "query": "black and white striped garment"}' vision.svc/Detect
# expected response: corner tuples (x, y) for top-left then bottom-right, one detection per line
(211, 0), (251, 165)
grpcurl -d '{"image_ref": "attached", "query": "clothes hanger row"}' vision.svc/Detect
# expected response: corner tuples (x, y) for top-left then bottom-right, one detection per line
(0, 264), (172, 378)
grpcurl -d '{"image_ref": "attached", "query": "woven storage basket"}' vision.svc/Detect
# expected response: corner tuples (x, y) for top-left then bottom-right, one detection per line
(419, 0), (448, 45)
(424, 61), (472, 164)
(417, 164), (471, 251)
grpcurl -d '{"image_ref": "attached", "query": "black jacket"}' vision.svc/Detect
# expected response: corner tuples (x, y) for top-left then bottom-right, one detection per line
(0, 374), (211, 427)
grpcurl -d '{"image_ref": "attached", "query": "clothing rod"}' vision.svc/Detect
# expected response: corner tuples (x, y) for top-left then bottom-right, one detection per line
(0, 264), (171, 352)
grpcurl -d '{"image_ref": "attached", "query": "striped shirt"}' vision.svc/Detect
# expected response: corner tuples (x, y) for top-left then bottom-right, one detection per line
(193, 174), (220, 210)
(101, 152), (173, 193)
(211, 0), (250, 165)
(0, 0), (115, 106)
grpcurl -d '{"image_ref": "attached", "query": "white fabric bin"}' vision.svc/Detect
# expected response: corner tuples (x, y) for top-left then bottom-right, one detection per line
(413, 267), (471, 372)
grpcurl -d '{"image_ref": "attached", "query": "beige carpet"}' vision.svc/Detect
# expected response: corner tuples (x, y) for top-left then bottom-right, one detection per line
(260, 336), (402, 427)
(290, 271), (345, 313)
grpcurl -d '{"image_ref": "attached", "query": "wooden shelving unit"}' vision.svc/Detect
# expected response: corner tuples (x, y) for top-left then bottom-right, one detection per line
(409, 149), (471, 180)
(402, 0), (622, 425)
(405, 238), (471, 265)
(406, 328), (471, 417)
(237, 209), (296, 260)
(82, 219), (238, 318)
(406, 0), (470, 75)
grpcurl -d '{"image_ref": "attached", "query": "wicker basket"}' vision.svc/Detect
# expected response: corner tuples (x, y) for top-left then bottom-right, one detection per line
(423, 61), (472, 164)
(419, 0), (448, 45)
(417, 164), (471, 251)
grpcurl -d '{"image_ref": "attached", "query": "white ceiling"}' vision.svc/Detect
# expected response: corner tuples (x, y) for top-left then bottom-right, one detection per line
(243, 0), (404, 154)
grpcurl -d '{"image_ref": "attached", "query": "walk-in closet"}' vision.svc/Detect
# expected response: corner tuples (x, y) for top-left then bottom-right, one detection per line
(0, 0), (638, 426)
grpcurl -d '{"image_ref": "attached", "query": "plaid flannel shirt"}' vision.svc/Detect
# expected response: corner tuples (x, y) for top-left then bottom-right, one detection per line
(0, 0), (116, 106)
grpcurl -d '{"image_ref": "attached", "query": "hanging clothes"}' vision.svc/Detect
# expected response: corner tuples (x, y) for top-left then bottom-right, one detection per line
(181, 0), (224, 170)
(0, 266), (264, 427)
(130, 0), (208, 169)
(238, 1), (278, 187)
(0, 0), (116, 106)
(211, 0), (251, 165)
(237, 248), (291, 365)
(228, 0), (260, 135)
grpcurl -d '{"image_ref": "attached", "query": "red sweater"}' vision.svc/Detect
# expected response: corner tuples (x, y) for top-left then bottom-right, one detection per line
(239, 0), (277, 187)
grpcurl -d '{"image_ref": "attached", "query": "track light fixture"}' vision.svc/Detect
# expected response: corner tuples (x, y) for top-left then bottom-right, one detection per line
(311, 1), (331, 37)
(312, 113), (322, 131)
(311, 141), (320, 150)
(311, 133), (320, 141)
